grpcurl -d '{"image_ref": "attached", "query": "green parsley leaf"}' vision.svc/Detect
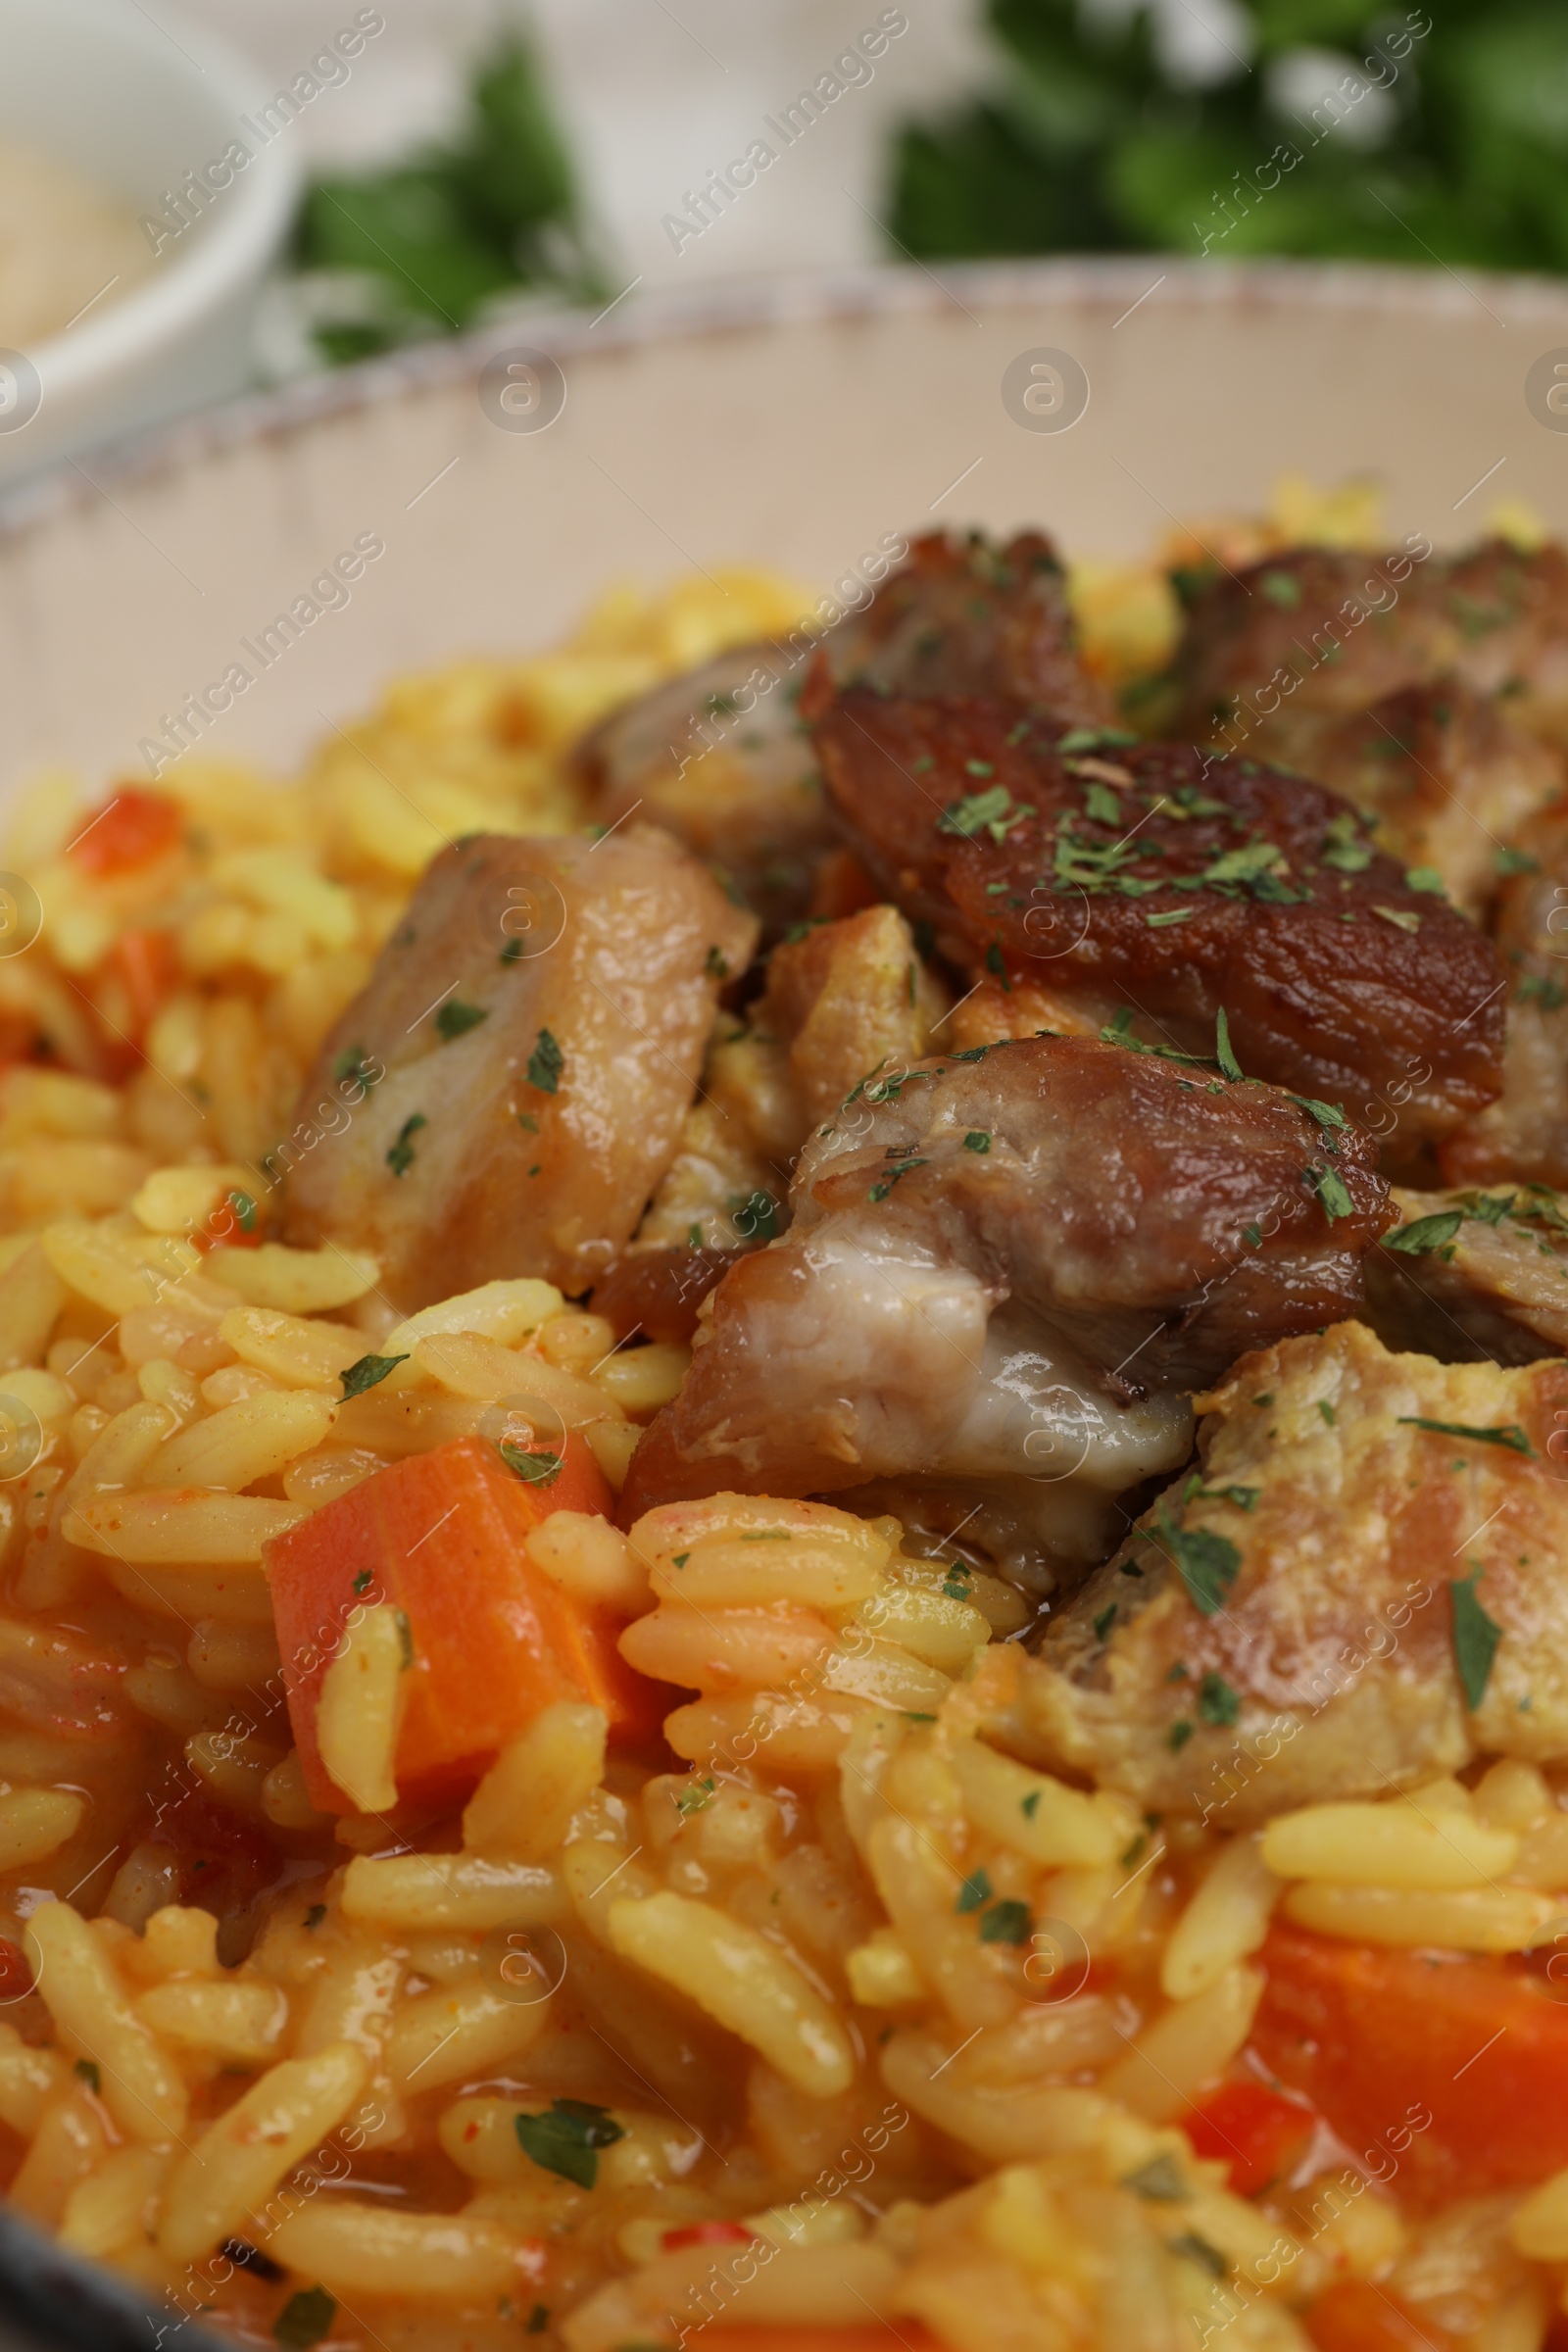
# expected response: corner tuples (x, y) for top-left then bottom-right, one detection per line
(501, 936), (526, 963)
(74, 2058), (100, 2094)
(1383, 1210), (1463, 1255)
(1154, 1507), (1241, 1618)
(956, 1868), (993, 1914)
(939, 784), (1034, 844)
(867, 1157), (927, 1203)
(274, 2288), (337, 2349)
(436, 999), (488, 1041)
(676, 1777), (715, 1816)
(1171, 2232), (1229, 2279)
(1404, 867), (1446, 896)
(1093, 1604), (1117, 1642)
(514, 2099), (625, 2189)
(1125, 2155), (1187, 2201)
(351, 1569), (372, 1594)
(227, 1190), (258, 1235)
(1319, 1400), (1337, 1428)
(1260, 569), (1301, 609)
(978, 1898), (1033, 1945)
(1202, 839), (1288, 890)
(385, 1112), (426, 1178)
(1495, 846), (1541, 876)
(1198, 1670), (1241, 1727)
(1168, 1719), (1194, 1751)
(333, 1045), (381, 1090)
(1517, 973), (1568, 1010)
(1214, 1007), (1242, 1083)
(1374, 905), (1422, 933)
(1293, 1096), (1348, 1135)
(1398, 1416), (1534, 1455)
(304, 1903), (326, 1930)
(1320, 812), (1373, 874)
(498, 1440), (564, 1485)
(1085, 780), (1122, 824)
(1020, 1790), (1041, 1819)
(1307, 1165), (1354, 1221)
(526, 1027), (564, 1093)
(1451, 1567), (1503, 1711)
(705, 945), (729, 978)
(340, 1352), (409, 1398)
(1146, 906), (1195, 926)
(1056, 726), (1139, 753)
(962, 1130), (991, 1153)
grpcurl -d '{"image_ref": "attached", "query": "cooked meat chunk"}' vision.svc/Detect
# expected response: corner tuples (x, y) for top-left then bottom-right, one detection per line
(620, 1035), (1390, 1551)
(572, 533), (1106, 935)
(1442, 795), (1568, 1188)
(1306, 683), (1562, 923)
(1178, 538), (1568, 759)
(809, 691), (1505, 1156)
(1368, 1184), (1568, 1364)
(1024, 1320), (1568, 1822)
(282, 827), (757, 1310)
(825, 529), (1111, 719)
(572, 642), (826, 934)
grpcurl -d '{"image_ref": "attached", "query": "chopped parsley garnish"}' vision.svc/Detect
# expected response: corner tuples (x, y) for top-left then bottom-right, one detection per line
(1306, 1165), (1354, 1221)
(1198, 1671), (1241, 1727)
(939, 784), (1033, 843)
(1405, 866), (1446, 896)
(705, 945), (730, 978)
(1214, 1007), (1242, 1083)
(1124, 2154), (1187, 2200)
(385, 1112), (426, 1178)
(1374, 905), (1422, 933)
(962, 1130), (991, 1153)
(435, 998), (488, 1040)
(1084, 780), (1122, 825)
(868, 1158), (927, 1203)
(1384, 1210), (1463, 1256)
(956, 1868), (993, 1914)
(1172, 2232), (1230, 2279)
(498, 1440), (564, 1485)
(227, 1190), (258, 1234)
(1146, 906), (1195, 927)
(1153, 1506), (1241, 1618)
(1186, 1479), (1259, 1511)
(1398, 1416), (1533, 1454)
(676, 1778), (715, 1816)
(273, 2289), (337, 2349)
(501, 936), (525, 963)
(514, 2099), (625, 2190)
(978, 1898), (1033, 1945)
(1260, 569), (1302, 608)
(304, 1903), (326, 1930)
(1200, 839), (1289, 891)
(1451, 1567), (1503, 1711)
(333, 1045), (380, 1090)
(1057, 726), (1139, 753)
(1020, 1790), (1041, 1819)
(527, 1028), (564, 1093)
(351, 1570), (372, 1593)
(74, 2058), (100, 2094)
(1093, 1604), (1116, 1642)
(1319, 1400), (1337, 1428)
(341, 1352), (409, 1398)
(1293, 1096), (1348, 1137)
(1518, 973), (1568, 1010)
(1168, 1719), (1194, 1751)
(1320, 811), (1373, 874)
(1495, 846), (1542, 876)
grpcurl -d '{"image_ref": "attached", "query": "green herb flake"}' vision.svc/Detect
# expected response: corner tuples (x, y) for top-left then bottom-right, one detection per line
(514, 2098), (625, 2190)
(1260, 570), (1301, 608)
(1398, 1416), (1534, 1455)
(385, 1111), (426, 1178)
(1154, 1507), (1242, 1618)
(1496, 846), (1541, 876)
(1093, 1603), (1117, 1642)
(1318, 1400), (1337, 1428)
(228, 1190), (258, 1235)
(1172, 2232), (1230, 2279)
(868, 1157), (928, 1203)
(1451, 1567), (1503, 1711)
(1168, 1719), (1194, 1751)
(1085, 780), (1122, 825)
(274, 2288), (337, 2349)
(1374, 905), (1422, 933)
(526, 2308), (550, 2335)
(903, 1710), (938, 1723)
(1307, 1165), (1354, 1221)
(1125, 2153), (1187, 2200)
(705, 945), (730, 979)
(1384, 1210), (1463, 1256)
(1020, 1790), (1041, 1819)
(501, 936), (525, 963)
(1321, 812), (1373, 874)
(498, 1439), (564, 1485)
(676, 1777), (715, 1817)
(304, 1903), (326, 1930)
(978, 1898), (1033, 1945)
(74, 2058), (100, 2094)
(435, 998), (488, 1041)
(527, 1027), (564, 1093)
(1198, 1670), (1241, 1727)
(1146, 906), (1195, 927)
(956, 1868), (993, 1914)
(340, 1351), (409, 1398)
(962, 1130), (991, 1153)
(1215, 1007), (1242, 1083)
(333, 1045), (380, 1090)
(1057, 726), (1139, 753)
(1405, 866), (1446, 897)
(939, 784), (1033, 844)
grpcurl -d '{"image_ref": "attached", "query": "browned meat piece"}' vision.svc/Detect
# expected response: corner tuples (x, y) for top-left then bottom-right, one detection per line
(1023, 1319), (1568, 1823)
(571, 533), (1106, 934)
(1307, 683), (1563, 923)
(572, 643), (826, 936)
(281, 828), (757, 1311)
(1442, 795), (1568, 1189)
(825, 529), (1112, 718)
(1368, 1184), (1568, 1364)
(808, 690), (1505, 1159)
(1177, 538), (1568, 761)
(753, 904), (951, 1134)
(620, 1035), (1390, 1553)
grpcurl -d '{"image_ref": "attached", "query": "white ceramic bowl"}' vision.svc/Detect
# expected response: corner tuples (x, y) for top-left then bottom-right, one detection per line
(1, 257), (1567, 802)
(0, 0), (300, 487)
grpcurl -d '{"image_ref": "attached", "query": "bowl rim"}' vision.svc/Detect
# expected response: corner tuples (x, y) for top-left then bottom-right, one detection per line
(0, 0), (301, 407)
(2, 249), (1568, 543)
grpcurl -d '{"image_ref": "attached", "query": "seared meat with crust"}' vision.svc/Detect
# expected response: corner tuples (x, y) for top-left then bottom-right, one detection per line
(809, 691), (1505, 1154)
(1442, 795), (1568, 1189)
(620, 1035), (1389, 1538)
(282, 827), (757, 1310)
(1178, 538), (1568, 757)
(825, 530), (1111, 719)
(1369, 1184), (1568, 1364)
(1024, 1320), (1568, 1823)
(572, 532), (1106, 934)
(1307, 683), (1563, 924)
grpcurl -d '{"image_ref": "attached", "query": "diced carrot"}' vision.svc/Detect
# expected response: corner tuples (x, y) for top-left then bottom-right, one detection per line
(1303, 2281), (1456, 2352)
(265, 1435), (667, 1813)
(1254, 1922), (1568, 2201)
(662, 2222), (757, 2251)
(71, 788), (183, 877)
(1182, 2077), (1316, 2197)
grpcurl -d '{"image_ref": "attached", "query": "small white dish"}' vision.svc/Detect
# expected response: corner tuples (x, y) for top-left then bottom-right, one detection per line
(0, 0), (301, 485)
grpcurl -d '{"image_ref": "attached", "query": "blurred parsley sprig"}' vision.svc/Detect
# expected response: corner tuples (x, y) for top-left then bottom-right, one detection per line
(888, 0), (1568, 274)
(295, 35), (608, 365)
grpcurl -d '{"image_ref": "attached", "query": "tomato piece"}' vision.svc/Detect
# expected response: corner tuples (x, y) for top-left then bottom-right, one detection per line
(0, 1936), (33, 2003)
(662, 2222), (757, 2251)
(1255, 1922), (1568, 2200)
(71, 788), (182, 877)
(1304, 2281), (1456, 2352)
(1183, 2076), (1316, 2196)
(98, 927), (179, 1050)
(699, 2333), (942, 2352)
